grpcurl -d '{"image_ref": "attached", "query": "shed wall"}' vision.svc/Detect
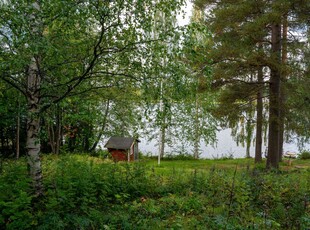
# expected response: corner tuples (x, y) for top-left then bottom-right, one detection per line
(111, 150), (127, 161)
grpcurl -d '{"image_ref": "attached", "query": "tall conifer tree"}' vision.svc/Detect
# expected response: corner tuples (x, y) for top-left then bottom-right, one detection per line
(194, 0), (309, 168)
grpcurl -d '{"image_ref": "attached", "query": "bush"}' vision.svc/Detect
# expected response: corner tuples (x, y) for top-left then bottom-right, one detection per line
(212, 153), (234, 160)
(1, 155), (309, 229)
(165, 153), (196, 160)
(0, 158), (34, 229)
(298, 150), (310, 160)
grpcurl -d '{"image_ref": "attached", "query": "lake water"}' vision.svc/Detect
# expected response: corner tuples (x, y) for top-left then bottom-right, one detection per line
(139, 129), (309, 159)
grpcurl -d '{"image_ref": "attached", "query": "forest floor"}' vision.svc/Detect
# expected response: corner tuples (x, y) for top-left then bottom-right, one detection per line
(1, 154), (309, 229)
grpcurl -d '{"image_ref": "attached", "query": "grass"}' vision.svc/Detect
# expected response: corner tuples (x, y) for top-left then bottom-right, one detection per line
(0, 154), (309, 229)
(144, 157), (310, 174)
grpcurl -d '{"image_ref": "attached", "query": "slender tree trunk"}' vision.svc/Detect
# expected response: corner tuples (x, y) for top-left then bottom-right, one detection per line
(47, 105), (62, 154)
(16, 97), (20, 159)
(83, 106), (91, 152)
(159, 122), (166, 159)
(0, 128), (4, 152)
(279, 16), (288, 162)
(158, 80), (165, 165)
(193, 94), (200, 159)
(90, 99), (110, 152)
(48, 122), (55, 154)
(255, 67), (263, 163)
(246, 74), (255, 159)
(68, 133), (76, 152)
(26, 56), (44, 196)
(267, 23), (282, 169)
(159, 116), (166, 159)
(55, 104), (61, 155)
(16, 115), (20, 159)
(83, 127), (90, 152)
(245, 117), (252, 158)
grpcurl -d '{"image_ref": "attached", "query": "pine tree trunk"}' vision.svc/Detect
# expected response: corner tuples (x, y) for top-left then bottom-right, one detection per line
(255, 67), (263, 163)
(279, 16), (288, 162)
(245, 116), (252, 158)
(267, 24), (281, 169)
(26, 57), (44, 197)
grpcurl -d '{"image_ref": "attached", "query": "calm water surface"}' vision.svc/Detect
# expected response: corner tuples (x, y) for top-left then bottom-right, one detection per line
(139, 129), (309, 158)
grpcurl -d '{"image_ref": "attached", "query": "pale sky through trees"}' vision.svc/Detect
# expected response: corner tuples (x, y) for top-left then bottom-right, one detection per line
(177, 1), (193, 26)
(139, 0), (310, 158)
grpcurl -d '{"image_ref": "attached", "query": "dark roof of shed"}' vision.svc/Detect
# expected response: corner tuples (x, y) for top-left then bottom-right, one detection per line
(104, 137), (140, 150)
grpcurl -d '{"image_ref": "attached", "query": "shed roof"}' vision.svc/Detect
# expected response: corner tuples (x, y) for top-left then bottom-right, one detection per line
(104, 137), (140, 150)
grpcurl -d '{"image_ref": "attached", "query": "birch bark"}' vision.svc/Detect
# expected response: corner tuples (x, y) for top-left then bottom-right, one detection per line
(26, 2), (44, 196)
(26, 57), (43, 196)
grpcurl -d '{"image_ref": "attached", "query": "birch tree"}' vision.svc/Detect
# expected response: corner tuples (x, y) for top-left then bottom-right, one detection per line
(144, 2), (181, 164)
(0, 0), (184, 196)
(179, 8), (218, 159)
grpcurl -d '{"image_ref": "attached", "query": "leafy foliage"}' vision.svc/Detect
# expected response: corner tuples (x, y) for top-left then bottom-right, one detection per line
(0, 155), (309, 229)
(299, 150), (310, 160)
(193, 0), (310, 166)
(0, 0), (186, 193)
(0, 83), (27, 158)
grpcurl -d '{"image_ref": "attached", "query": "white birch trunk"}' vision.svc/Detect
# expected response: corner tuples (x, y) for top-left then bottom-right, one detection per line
(158, 80), (165, 165)
(25, 1), (44, 197)
(193, 95), (200, 159)
(26, 57), (43, 196)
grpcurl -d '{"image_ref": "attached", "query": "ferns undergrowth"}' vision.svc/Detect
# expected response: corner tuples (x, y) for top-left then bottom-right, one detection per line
(0, 155), (309, 229)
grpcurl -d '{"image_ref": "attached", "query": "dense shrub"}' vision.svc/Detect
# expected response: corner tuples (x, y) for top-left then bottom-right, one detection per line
(299, 150), (310, 160)
(0, 155), (309, 229)
(0, 159), (34, 229)
(164, 153), (196, 160)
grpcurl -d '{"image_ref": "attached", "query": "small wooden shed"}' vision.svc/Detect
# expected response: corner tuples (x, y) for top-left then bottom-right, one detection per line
(104, 137), (140, 162)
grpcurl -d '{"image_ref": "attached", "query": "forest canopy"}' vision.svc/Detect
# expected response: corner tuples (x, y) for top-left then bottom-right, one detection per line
(0, 0), (309, 197)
